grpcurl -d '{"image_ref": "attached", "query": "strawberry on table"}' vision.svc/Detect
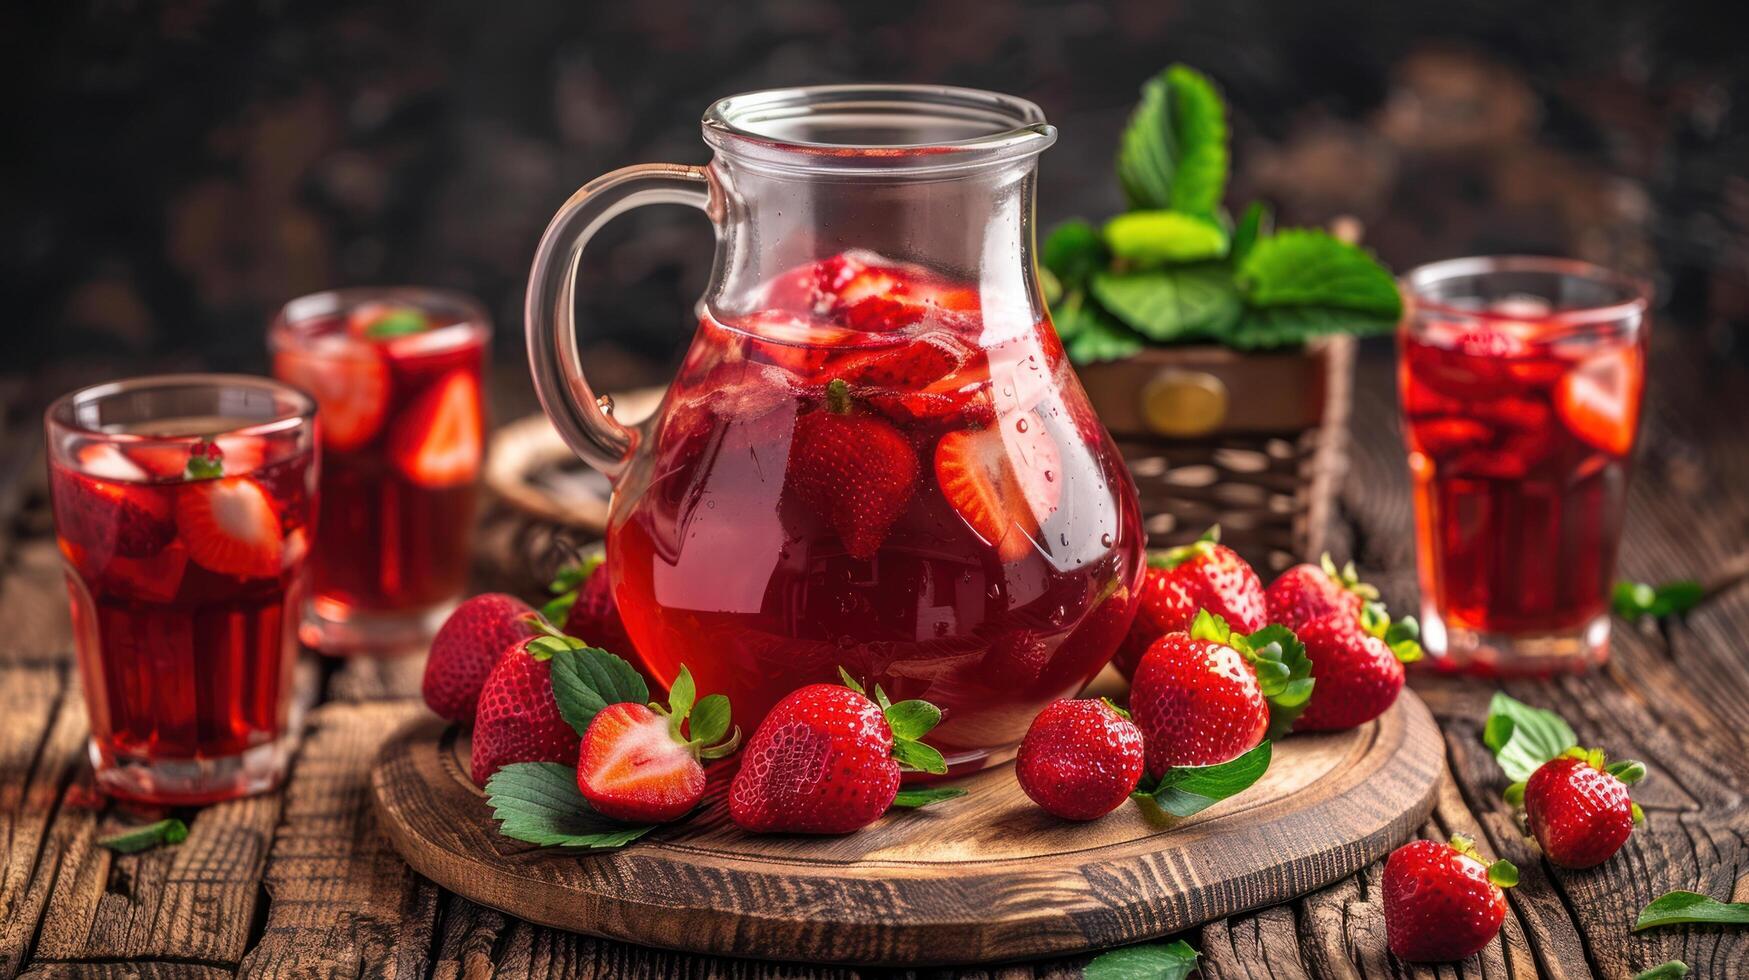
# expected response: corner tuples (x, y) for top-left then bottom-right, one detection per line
(422, 594), (540, 723)
(388, 372), (484, 488)
(1128, 611), (1312, 775)
(1383, 835), (1517, 963)
(729, 671), (951, 834)
(1291, 612), (1413, 731)
(1015, 698), (1144, 821)
(575, 666), (740, 824)
(471, 634), (584, 785)
(1517, 747), (1645, 869)
(785, 379), (919, 559)
(1111, 526), (1266, 679)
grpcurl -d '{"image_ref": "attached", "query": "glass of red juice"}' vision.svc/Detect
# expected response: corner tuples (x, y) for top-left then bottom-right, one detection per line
(46, 375), (318, 803)
(270, 288), (489, 653)
(1399, 256), (1650, 676)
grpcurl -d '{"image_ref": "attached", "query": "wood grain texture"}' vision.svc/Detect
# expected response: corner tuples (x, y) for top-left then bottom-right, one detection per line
(372, 694), (1443, 967)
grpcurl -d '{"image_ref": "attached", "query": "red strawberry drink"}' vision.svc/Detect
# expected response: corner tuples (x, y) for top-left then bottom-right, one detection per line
(271, 289), (489, 652)
(610, 251), (1145, 772)
(46, 375), (317, 804)
(1400, 257), (1649, 675)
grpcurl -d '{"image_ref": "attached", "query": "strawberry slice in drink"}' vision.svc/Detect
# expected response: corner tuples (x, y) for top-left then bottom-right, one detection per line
(832, 263), (980, 333)
(126, 435), (268, 479)
(935, 413), (1062, 562)
(1556, 346), (1641, 455)
(176, 477), (285, 578)
(274, 346), (390, 452)
(54, 468), (176, 560)
(388, 372), (483, 487)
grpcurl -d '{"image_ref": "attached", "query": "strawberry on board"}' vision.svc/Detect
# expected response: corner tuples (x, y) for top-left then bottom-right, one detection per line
(785, 379), (919, 559)
(934, 412), (1061, 562)
(576, 666), (740, 824)
(1015, 698), (1144, 821)
(1556, 346), (1642, 456)
(729, 670), (952, 834)
(273, 346), (390, 452)
(1128, 611), (1312, 775)
(1111, 526), (1266, 679)
(389, 372), (483, 487)
(175, 475), (285, 579)
(1263, 555), (1421, 732)
(422, 594), (540, 723)
(1265, 554), (1378, 631)
(1383, 835), (1517, 963)
(1515, 747), (1645, 869)
(471, 633), (583, 785)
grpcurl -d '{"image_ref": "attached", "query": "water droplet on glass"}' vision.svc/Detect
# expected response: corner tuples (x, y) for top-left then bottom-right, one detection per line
(1100, 532), (1114, 548)
(1043, 470), (1055, 483)
(1015, 418), (1029, 433)
(1058, 532), (1069, 546)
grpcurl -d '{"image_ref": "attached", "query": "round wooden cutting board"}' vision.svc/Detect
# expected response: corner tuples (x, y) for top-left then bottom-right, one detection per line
(372, 692), (1443, 966)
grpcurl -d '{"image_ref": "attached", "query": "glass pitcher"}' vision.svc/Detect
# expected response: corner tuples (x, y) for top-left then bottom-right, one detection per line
(525, 85), (1145, 772)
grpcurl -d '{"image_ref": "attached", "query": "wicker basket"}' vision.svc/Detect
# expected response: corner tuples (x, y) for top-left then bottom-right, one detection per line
(1074, 335), (1355, 575)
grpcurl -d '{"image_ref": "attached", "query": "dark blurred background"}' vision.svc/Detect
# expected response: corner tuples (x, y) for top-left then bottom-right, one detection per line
(5, 0), (1747, 407)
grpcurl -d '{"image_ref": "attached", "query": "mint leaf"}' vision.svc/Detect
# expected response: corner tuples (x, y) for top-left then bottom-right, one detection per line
(1613, 580), (1704, 622)
(1084, 939), (1200, 980)
(689, 693), (732, 745)
(1042, 219), (1107, 287)
(1117, 64), (1227, 216)
(1483, 693), (1577, 783)
(1053, 292), (1144, 364)
(1237, 229), (1401, 317)
(363, 308), (430, 338)
(884, 700), (942, 741)
(485, 762), (653, 849)
(98, 818), (189, 854)
(1136, 740), (1272, 817)
(1104, 210), (1228, 265)
(1634, 891), (1749, 930)
(890, 787), (967, 809)
(1226, 305), (1398, 350)
(1634, 963), (1690, 980)
(1231, 201), (1271, 263)
(549, 646), (650, 737)
(1091, 263), (1241, 343)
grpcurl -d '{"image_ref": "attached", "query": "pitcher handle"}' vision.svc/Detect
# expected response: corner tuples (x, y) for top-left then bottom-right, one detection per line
(525, 163), (714, 479)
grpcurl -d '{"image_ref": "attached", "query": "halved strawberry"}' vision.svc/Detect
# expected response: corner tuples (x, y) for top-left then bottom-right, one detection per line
(575, 666), (740, 824)
(274, 346), (391, 452)
(175, 477), (285, 578)
(934, 415), (1061, 562)
(1556, 347), (1641, 455)
(388, 372), (483, 487)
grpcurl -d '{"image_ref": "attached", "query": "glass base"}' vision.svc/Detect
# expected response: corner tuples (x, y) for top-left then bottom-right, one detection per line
(91, 733), (295, 805)
(1419, 605), (1611, 678)
(300, 595), (457, 655)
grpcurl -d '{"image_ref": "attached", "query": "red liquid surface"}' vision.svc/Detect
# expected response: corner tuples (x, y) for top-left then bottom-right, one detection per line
(50, 433), (315, 777)
(610, 252), (1144, 764)
(274, 313), (485, 616)
(1401, 319), (1644, 637)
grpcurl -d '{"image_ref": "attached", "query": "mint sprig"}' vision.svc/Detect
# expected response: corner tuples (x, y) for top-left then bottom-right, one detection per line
(1482, 693), (1577, 783)
(1085, 939), (1200, 980)
(1044, 63), (1402, 362)
(98, 818), (189, 854)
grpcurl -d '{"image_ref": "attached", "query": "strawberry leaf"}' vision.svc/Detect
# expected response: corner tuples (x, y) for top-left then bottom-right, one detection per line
(1483, 693), (1577, 783)
(1117, 64), (1227, 216)
(689, 693), (732, 746)
(1085, 940), (1200, 980)
(550, 646), (650, 737)
(891, 739), (948, 775)
(98, 818), (189, 854)
(1104, 210), (1228, 265)
(884, 700), (942, 741)
(836, 666), (865, 695)
(485, 762), (654, 849)
(526, 634), (584, 662)
(1134, 740), (1271, 818)
(1633, 963), (1690, 980)
(1634, 891), (1749, 930)
(890, 787), (968, 809)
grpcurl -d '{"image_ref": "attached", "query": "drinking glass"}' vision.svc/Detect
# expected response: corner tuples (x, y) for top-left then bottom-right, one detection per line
(270, 288), (489, 653)
(1399, 256), (1649, 675)
(46, 374), (317, 803)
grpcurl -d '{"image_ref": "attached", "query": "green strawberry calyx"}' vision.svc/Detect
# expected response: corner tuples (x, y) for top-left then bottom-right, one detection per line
(540, 552), (604, 624)
(824, 378), (854, 415)
(838, 666), (951, 775)
(1357, 602), (1424, 663)
(1189, 609), (1314, 738)
(1319, 553), (1381, 601)
(1149, 524), (1221, 571)
(646, 664), (742, 761)
(1449, 834), (1519, 888)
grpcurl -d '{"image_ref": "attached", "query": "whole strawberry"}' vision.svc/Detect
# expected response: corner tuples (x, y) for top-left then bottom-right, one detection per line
(1518, 747), (1645, 869)
(576, 667), (740, 823)
(730, 672), (947, 834)
(1293, 611), (1414, 731)
(422, 594), (538, 723)
(1111, 527), (1266, 679)
(785, 379), (919, 558)
(1015, 698), (1144, 821)
(1129, 611), (1312, 775)
(1383, 836), (1517, 962)
(1265, 554), (1378, 631)
(471, 636), (583, 785)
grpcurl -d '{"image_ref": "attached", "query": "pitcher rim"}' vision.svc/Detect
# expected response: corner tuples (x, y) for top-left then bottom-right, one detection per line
(702, 84), (1056, 175)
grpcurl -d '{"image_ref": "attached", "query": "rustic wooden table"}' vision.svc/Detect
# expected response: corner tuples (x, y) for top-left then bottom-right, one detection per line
(2, 337), (1746, 979)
